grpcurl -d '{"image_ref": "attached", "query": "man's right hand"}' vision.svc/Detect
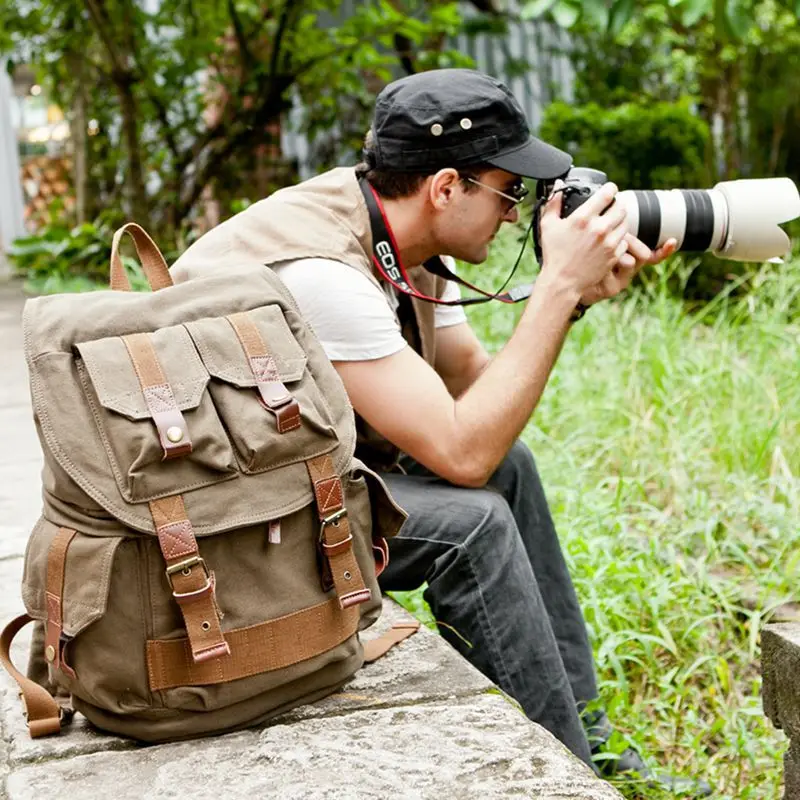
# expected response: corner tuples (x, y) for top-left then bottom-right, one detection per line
(537, 181), (631, 301)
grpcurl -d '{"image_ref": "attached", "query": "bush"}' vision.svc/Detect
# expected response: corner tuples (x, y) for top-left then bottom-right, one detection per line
(9, 216), (172, 294)
(539, 98), (711, 190)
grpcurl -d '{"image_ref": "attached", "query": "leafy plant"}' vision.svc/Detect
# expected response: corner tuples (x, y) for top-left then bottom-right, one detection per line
(520, 0), (800, 186)
(8, 216), (166, 294)
(539, 98), (711, 190)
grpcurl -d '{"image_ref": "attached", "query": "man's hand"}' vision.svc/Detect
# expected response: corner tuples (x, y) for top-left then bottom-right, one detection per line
(538, 182), (631, 300)
(578, 234), (677, 307)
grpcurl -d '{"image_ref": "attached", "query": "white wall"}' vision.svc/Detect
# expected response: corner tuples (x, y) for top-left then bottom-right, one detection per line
(0, 59), (26, 276)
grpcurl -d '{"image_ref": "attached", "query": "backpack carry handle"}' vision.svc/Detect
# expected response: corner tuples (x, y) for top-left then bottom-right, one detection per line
(109, 222), (174, 292)
(0, 615), (62, 737)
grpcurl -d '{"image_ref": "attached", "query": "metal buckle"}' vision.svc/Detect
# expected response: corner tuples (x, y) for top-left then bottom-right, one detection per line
(165, 555), (209, 584)
(319, 508), (347, 541)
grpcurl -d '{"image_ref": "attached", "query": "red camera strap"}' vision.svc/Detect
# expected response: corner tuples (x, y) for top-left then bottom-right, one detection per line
(359, 178), (533, 306)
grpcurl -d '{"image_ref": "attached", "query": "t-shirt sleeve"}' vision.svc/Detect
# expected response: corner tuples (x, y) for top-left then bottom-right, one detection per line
(434, 256), (468, 329)
(272, 258), (407, 361)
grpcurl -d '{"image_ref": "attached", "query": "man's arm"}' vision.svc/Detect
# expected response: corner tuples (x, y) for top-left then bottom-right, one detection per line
(433, 322), (491, 397)
(335, 272), (578, 488)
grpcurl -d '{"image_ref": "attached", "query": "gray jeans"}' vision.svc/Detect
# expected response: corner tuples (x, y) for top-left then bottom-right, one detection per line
(378, 441), (599, 766)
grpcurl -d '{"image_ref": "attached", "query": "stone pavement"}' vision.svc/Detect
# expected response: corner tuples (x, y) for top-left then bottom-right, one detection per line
(0, 281), (621, 799)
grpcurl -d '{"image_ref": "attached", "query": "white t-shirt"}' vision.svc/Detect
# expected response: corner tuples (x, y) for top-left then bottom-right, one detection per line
(272, 257), (467, 361)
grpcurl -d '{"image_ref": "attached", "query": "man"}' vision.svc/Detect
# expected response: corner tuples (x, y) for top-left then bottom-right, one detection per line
(172, 68), (709, 796)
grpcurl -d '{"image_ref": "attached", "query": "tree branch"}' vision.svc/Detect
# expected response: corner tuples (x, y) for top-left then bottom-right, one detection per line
(270, 0), (296, 78)
(173, 78), (293, 221)
(226, 0), (254, 70)
(84, 0), (128, 79)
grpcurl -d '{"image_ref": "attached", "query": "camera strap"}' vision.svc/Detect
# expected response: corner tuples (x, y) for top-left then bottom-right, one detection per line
(359, 177), (535, 306)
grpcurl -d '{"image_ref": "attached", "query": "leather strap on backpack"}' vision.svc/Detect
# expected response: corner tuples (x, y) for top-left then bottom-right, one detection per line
(363, 621), (421, 663)
(306, 455), (371, 609)
(109, 222), (173, 292)
(150, 495), (230, 664)
(226, 311), (301, 433)
(146, 597), (359, 690)
(0, 615), (62, 738)
(123, 332), (193, 460)
(0, 525), (80, 739)
(45, 527), (77, 678)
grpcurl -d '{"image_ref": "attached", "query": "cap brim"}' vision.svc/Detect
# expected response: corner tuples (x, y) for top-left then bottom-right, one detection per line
(486, 136), (572, 180)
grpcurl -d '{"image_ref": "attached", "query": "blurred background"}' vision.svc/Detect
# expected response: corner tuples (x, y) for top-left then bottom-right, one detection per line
(2, 0), (800, 295)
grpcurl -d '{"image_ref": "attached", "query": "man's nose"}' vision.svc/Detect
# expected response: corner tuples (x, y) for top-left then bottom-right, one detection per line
(503, 204), (519, 223)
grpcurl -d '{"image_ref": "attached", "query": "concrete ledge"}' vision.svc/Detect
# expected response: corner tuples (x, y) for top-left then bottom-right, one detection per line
(0, 598), (620, 799)
(0, 599), (620, 800)
(6, 692), (619, 800)
(763, 623), (800, 799)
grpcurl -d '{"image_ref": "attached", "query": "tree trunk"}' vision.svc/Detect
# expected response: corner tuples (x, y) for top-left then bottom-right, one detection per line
(116, 76), (149, 226)
(66, 51), (89, 224)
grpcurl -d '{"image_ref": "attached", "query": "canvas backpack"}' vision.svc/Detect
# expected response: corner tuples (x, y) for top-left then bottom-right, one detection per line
(0, 223), (414, 743)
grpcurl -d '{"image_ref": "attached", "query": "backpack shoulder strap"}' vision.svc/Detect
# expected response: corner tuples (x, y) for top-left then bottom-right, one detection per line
(1, 615), (62, 737)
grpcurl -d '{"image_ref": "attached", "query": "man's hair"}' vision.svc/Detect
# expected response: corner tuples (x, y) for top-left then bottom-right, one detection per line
(356, 129), (491, 200)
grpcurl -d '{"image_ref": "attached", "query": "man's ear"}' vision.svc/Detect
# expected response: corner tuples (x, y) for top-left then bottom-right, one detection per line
(428, 169), (460, 211)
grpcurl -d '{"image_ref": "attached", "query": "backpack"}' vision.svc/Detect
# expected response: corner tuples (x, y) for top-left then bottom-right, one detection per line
(0, 223), (414, 743)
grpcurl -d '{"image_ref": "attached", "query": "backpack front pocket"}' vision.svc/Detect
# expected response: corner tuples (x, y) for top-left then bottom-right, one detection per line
(75, 324), (238, 503)
(185, 306), (339, 474)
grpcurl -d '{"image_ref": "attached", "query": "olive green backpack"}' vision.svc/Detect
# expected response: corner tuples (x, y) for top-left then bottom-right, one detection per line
(0, 223), (413, 743)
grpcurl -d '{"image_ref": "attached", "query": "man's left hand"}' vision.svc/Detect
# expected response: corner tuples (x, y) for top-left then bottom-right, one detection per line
(579, 234), (677, 307)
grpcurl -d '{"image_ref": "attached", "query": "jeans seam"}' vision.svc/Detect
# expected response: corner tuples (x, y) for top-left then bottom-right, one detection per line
(459, 541), (517, 696)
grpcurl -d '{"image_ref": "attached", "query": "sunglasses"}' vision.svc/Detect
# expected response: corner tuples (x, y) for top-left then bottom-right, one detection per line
(465, 177), (530, 209)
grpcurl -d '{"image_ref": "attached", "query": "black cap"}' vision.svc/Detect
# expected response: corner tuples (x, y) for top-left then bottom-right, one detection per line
(367, 68), (572, 180)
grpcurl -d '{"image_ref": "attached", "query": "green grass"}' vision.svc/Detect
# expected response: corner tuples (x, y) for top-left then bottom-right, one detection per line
(393, 228), (799, 799)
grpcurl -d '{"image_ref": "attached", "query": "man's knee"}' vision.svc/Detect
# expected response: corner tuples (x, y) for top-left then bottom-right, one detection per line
(491, 439), (541, 488)
(460, 490), (521, 557)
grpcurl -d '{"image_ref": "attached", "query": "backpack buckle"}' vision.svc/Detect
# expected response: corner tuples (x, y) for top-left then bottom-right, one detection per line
(165, 555), (209, 584)
(319, 508), (347, 540)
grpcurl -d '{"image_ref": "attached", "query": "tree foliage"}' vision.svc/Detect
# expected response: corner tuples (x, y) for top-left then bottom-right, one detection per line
(521, 0), (800, 184)
(1, 0), (466, 241)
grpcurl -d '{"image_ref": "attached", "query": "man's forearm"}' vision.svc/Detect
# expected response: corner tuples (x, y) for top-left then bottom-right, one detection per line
(448, 274), (579, 485)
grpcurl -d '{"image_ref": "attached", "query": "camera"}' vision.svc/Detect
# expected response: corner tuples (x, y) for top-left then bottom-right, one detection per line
(539, 167), (800, 262)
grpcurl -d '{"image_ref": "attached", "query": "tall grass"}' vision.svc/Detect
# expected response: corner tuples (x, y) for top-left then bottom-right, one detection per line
(395, 230), (799, 799)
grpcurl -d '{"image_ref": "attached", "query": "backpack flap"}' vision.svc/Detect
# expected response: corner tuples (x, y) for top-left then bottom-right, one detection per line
(74, 324), (238, 504)
(185, 306), (338, 474)
(23, 269), (357, 535)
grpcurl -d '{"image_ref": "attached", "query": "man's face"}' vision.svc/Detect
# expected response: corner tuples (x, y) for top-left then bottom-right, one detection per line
(433, 168), (526, 264)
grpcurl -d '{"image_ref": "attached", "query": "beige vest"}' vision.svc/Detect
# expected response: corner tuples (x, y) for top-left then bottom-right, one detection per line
(172, 167), (449, 469)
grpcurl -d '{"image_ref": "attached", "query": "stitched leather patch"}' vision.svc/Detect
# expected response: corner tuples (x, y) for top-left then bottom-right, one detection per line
(250, 354), (280, 383)
(45, 592), (61, 624)
(276, 401), (301, 433)
(315, 477), (342, 514)
(157, 520), (196, 560)
(150, 496), (187, 527)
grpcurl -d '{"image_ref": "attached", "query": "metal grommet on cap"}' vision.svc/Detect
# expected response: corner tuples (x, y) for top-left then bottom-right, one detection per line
(460, 118), (473, 130)
(430, 123), (443, 136)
